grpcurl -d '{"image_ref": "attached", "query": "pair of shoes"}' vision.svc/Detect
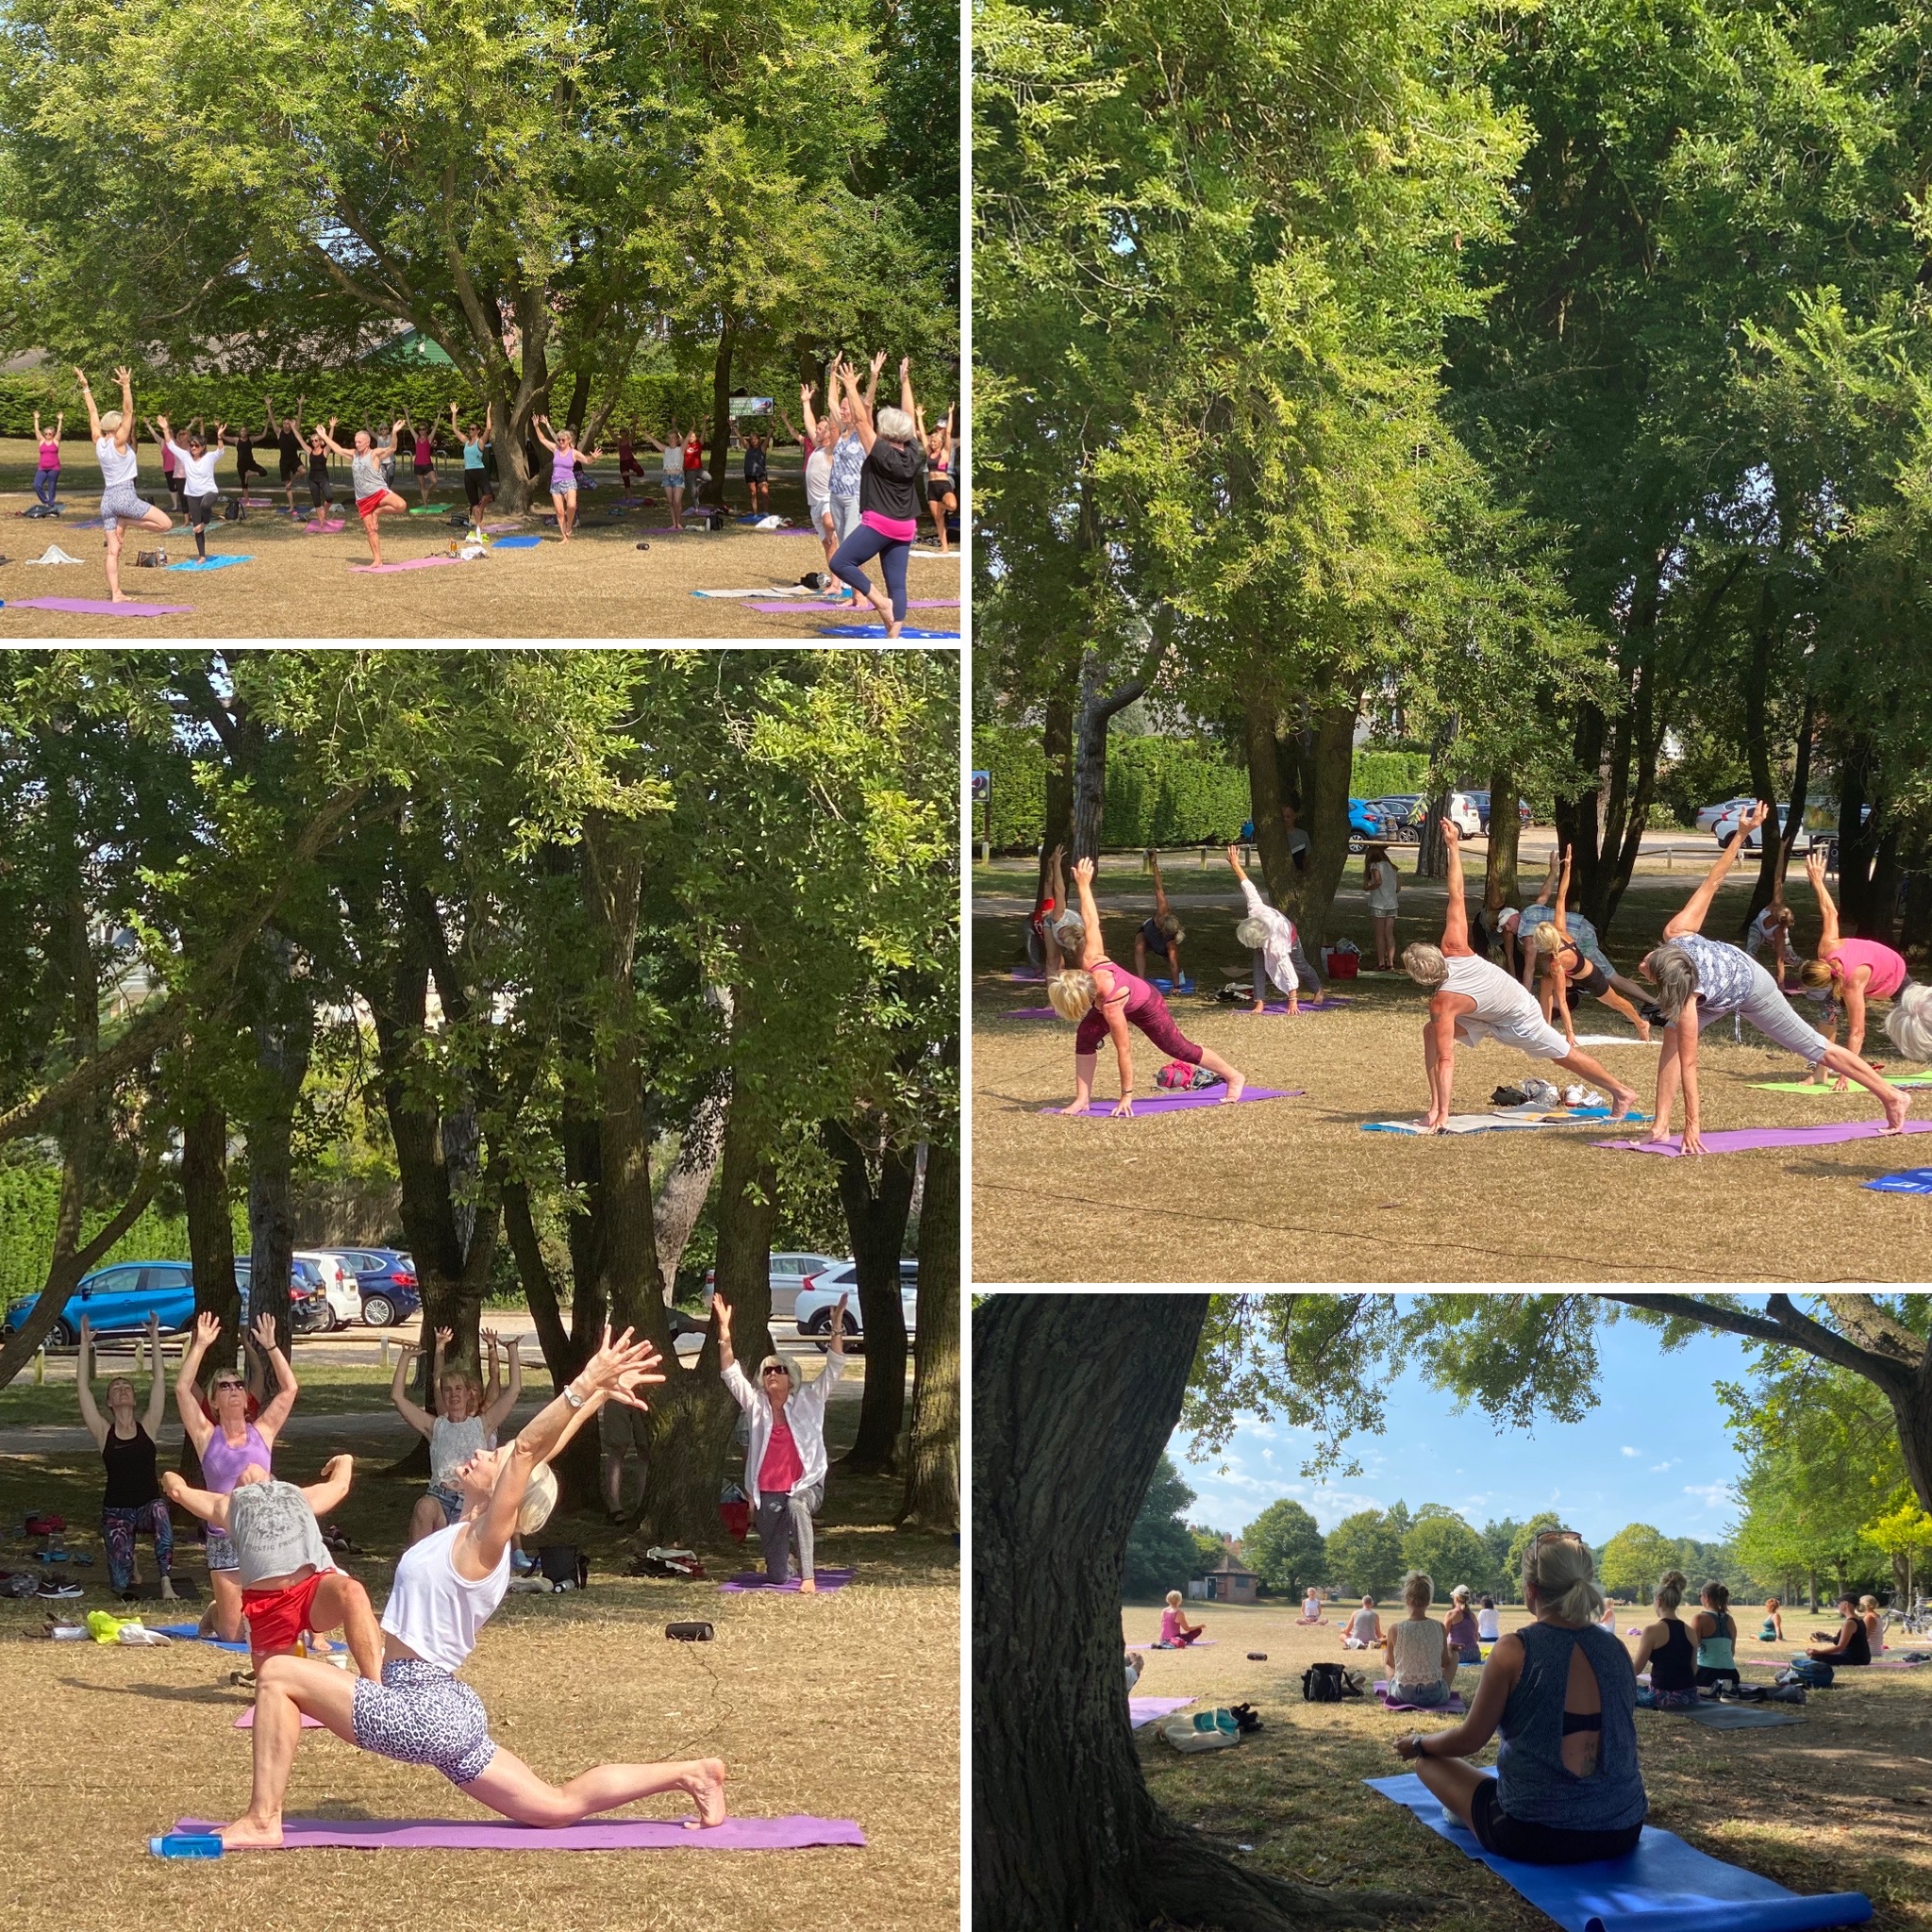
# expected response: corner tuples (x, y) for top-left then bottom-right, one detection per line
(37, 1581), (84, 1600)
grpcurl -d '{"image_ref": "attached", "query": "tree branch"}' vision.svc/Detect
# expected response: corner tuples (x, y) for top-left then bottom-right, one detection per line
(1603, 1292), (1922, 1393)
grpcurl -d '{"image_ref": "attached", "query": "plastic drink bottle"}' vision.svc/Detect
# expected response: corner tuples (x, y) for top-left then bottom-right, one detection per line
(150, 1834), (224, 1858)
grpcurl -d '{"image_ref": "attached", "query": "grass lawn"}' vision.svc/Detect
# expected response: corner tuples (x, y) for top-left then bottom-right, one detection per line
(1125, 1599), (1932, 1930)
(0, 438), (962, 639)
(973, 853), (1932, 1281)
(0, 1362), (958, 1931)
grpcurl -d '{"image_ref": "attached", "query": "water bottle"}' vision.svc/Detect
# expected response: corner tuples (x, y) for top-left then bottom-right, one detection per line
(150, 1833), (224, 1858)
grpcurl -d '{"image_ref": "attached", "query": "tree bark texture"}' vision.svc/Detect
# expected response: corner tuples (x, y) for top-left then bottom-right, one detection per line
(654, 1074), (730, 1292)
(708, 324), (738, 509)
(183, 1101), (242, 1372)
(828, 1119), (916, 1475)
(1486, 770), (1521, 908)
(246, 933), (314, 1357)
(898, 1132), (958, 1533)
(1284, 699), (1362, 957)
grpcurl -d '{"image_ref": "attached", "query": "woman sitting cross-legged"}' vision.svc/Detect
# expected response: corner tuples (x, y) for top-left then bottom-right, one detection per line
(1690, 1581), (1740, 1690)
(1476, 1594), (1501, 1644)
(1629, 1570), (1700, 1708)
(1391, 1529), (1646, 1866)
(1297, 1587), (1325, 1625)
(1384, 1570), (1457, 1707)
(1443, 1585), (1483, 1672)
(1159, 1590), (1206, 1647)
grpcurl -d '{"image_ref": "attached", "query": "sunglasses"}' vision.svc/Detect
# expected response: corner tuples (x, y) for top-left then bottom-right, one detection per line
(760, 1366), (789, 1377)
(211, 1379), (245, 1392)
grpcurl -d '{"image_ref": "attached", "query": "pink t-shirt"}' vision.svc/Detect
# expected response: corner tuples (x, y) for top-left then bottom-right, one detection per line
(1828, 938), (1907, 999)
(1159, 1606), (1183, 1642)
(758, 1415), (805, 1493)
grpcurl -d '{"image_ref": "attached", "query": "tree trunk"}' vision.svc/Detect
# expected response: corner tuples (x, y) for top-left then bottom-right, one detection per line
(973, 1294), (1416, 1931)
(245, 937), (314, 1357)
(1034, 675), (1076, 914)
(1867, 828), (1902, 945)
(654, 1075), (731, 1293)
(1072, 658), (1146, 862)
(898, 1132), (958, 1533)
(501, 1177), (601, 1510)
(1242, 693), (1294, 912)
(708, 324), (737, 509)
(1837, 742), (1876, 931)
(1749, 693), (1813, 931)
(1486, 770), (1520, 908)
(1281, 698), (1360, 957)
(1556, 701), (1607, 906)
(183, 1100), (242, 1378)
(827, 1118), (917, 1475)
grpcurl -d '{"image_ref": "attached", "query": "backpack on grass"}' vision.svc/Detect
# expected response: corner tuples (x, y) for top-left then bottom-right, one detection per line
(1155, 1060), (1219, 1091)
(537, 1544), (589, 1589)
(1301, 1661), (1363, 1703)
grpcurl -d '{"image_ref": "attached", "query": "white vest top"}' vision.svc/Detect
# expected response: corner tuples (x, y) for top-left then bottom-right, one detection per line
(380, 1521), (509, 1673)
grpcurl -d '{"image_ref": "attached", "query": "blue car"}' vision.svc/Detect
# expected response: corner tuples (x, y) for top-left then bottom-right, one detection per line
(4, 1259), (197, 1348)
(311, 1246), (422, 1327)
(1348, 798), (1387, 838)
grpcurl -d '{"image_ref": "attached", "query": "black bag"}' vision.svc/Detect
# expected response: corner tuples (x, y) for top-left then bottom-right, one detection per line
(538, 1544), (589, 1589)
(1302, 1661), (1347, 1703)
(1228, 1701), (1263, 1733)
(223, 496), (242, 522)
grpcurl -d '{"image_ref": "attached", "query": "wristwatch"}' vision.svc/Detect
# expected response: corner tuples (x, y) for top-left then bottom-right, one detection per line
(562, 1382), (588, 1410)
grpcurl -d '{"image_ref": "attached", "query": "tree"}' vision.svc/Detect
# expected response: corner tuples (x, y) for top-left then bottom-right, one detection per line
(1598, 1524), (1680, 1605)
(1324, 1510), (1404, 1601)
(1122, 1454), (1204, 1601)
(1400, 1512), (1491, 1598)
(1241, 1500), (1325, 1598)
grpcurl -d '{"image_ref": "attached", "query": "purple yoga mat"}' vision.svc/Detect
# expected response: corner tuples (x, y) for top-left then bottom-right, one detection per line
(352, 556), (461, 574)
(1008, 967), (1044, 982)
(1237, 997), (1351, 1014)
(1007, 1007), (1058, 1019)
(235, 1707), (324, 1729)
(719, 1567), (854, 1594)
(1128, 1640), (1216, 1649)
(174, 1814), (866, 1852)
(1595, 1118), (1932, 1156)
(7, 596), (192, 617)
(1129, 1696), (1195, 1729)
(1374, 1681), (1469, 1714)
(1043, 1086), (1304, 1117)
(746, 598), (960, 613)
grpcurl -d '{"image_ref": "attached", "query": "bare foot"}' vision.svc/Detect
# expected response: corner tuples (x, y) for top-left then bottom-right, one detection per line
(218, 1813), (285, 1850)
(1247, 1001), (1266, 1015)
(1635, 1018), (1652, 1043)
(683, 1758), (729, 1827)
(1222, 1072), (1247, 1103)
(798, 1577), (818, 1594)
(1608, 1084), (1640, 1122)
(1881, 1091), (1911, 1135)
(160, 1578), (177, 1601)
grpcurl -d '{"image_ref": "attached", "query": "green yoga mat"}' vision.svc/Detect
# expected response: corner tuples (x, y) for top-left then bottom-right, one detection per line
(407, 505), (452, 515)
(1750, 1076), (1932, 1092)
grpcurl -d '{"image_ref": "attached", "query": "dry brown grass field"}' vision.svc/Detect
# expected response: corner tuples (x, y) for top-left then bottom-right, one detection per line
(972, 851), (1932, 1281)
(0, 1356), (958, 1932)
(1125, 1599), (1932, 1930)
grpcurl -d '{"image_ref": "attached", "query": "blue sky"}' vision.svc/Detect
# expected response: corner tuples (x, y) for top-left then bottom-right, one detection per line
(1172, 1304), (1750, 1549)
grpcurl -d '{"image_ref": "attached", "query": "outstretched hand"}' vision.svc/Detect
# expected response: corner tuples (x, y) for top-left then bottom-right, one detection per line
(192, 1310), (221, 1351)
(1072, 856), (1095, 884)
(1440, 817), (1461, 847)
(713, 1293), (734, 1341)
(252, 1311), (279, 1355)
(578, 1324), (667, 1407)
(1740, 799), (1773, 836)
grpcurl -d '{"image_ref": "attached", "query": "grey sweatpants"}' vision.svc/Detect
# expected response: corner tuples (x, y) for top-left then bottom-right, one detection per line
(756, 1481), (825, 1583)
(1251, 934), (1324, 1003)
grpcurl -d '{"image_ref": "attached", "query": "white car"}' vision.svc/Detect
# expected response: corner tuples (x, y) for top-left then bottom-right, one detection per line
(292, 1250), (364, 1331)
(702, 1252), (846, 1323)
(1441, 792), (1484, 838)
(1708, 802), (1790, 851)
(1696, 796), (1755, 834)
(793, 1260), (918, 1351)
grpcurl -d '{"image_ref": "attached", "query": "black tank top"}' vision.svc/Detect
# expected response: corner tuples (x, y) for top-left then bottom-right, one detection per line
(1650, 1616), (1695, 1692)
(1840, 1616), (1872, 1665)
(101, 1421), (160, 1508)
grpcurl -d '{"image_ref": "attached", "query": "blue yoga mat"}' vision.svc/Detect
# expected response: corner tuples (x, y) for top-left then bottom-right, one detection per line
(491, 535), (541, 549)
(164, 555), (254, 572)
(815, 624), (959, 639)
(1865, 1168), (1932, 1193)
(1367, 1773), (1871, 1932)
(153, 1622), (250, 1651)
(1149, 976), (1195, 993)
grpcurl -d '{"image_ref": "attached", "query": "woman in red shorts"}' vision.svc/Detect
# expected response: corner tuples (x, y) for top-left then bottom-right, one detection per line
(1046, 857), (1244, 1116)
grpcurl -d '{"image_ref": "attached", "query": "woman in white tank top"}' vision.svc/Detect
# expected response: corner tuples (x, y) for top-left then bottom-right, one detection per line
(211, 1325), (728, 1850)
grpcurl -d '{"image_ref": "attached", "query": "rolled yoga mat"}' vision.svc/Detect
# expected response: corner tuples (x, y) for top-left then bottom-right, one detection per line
(718, 1566), (854, 1594)
(1366, 1771), (1872, 1932)
(1129, 1696), (1195, 1729)
(172, 1814), (867, 1852)
(1042, 1087), (1305, 1117)
(6, 597), (193, 617)
(1595, 1119), (1932, 1156)
(1374, 1680), (1467, 1714)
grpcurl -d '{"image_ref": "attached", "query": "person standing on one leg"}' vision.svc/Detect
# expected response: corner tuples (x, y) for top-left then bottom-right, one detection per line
(787, 388), (845, 589)
(918, 401), (957, 552)
(717, 1291), (846, 1591)
(1401, 818), (1639, 1131)
(156, 413), (227, 561)
(77, 1313), (176, 1604)
(268, 392), (304, 515)
(74, 365), (172, 604)
(315, 419), (410, 565)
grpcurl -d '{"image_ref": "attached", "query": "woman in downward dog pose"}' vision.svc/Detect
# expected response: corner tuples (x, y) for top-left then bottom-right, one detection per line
(1638, 803), (1907, 1149)
(77, 1313), (176, 1602)
(1132, 849), (1185, 988)
(1798, 847), (1916, 1083)
(1533, 848), (1652, 1044)
(175, 1312), (300, 1641)
(1049, 857), (1245, 1115)
(1402, 819), (1639, 1131)
(74, 365), (172, 603)
(391, 1326), (523, 1544)
(716, 1291), (845, 1588)
(315, 419), (410, 565)
(827, 355), (926, 638)
(1225, 845), (1321, 1012)
(213, 1324), (727, 1849)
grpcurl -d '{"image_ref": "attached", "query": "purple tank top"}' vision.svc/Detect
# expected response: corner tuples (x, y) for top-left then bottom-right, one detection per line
(200, 1419), (273, 1493)
(552, 451), (577, 489)
(1828, 938), (1907, 1000)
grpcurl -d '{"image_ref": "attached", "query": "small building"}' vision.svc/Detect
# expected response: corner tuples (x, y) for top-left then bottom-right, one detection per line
(1198, 1543), (1259, 1606)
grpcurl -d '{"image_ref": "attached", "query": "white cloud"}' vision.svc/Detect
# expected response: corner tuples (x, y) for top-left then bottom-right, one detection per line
(1650, 1460), (1677, 1474)
(1682, 1483), (1735, 1511)
(1621, 1446), (1641, 1458)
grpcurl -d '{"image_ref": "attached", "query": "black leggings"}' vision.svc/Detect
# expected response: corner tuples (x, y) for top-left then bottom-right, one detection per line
(463, 470), (484, 508)
(1470, 1778), (1643, 1866)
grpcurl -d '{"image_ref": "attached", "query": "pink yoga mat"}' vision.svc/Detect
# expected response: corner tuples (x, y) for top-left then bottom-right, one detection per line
(1129, 1696), (1195, 1729)
(746, 598), (959, 613)
(1374, 1681), (1468, 1714)
(1595, 1118), (1932, 1156)
(351, 556), (463, 574)
(174, 1814), (866, 1852)
(7, 597), (192, 617)
(1044, 1086), (1305, 1117)
(719, 1567), (853, 1594)
(235, 1707), (325, 1729)
(1128, 1640), (1216, 1649)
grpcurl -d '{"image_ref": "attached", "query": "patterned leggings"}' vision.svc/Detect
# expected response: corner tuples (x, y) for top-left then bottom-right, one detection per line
(101, 1500), (174, 1593)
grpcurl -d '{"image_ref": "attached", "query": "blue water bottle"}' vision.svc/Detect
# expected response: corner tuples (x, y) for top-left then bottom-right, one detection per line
(150, 1833), (224, 1858)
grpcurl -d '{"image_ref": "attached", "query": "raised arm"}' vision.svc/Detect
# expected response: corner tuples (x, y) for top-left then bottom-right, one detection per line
(75, 1318), (108, 1446)
(159, 1468), (232, 1529)
(1440, 819), (1471, 951)
(299, 1453), (356, 1520)
(481, 1329), (502, 1409)
(1663, 801), (1767, 940)
(532, 415), (559, 452)
(73, 369), (105, 442)
(1805, 847), (1840, 952)
(110, 368), (136, 451)
(841, 360), (878, 453)
(898, 354), (915, 420)
(253, 1313), (299, 1443)
(390, 1341), (435, 1437)
(1554, 847), (1574, 936)
(143, 1311), (168, 1436)
(172, 1310), (220, 1457)
(1147, 849), (1170, 918)
(865, 348), (886, 408)
(482, 1335), (523, 1434)
(1071, 854), (1105, 967)
(315, 418), (351, 458)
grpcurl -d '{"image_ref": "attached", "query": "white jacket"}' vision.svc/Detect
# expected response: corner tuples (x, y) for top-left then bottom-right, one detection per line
(722, 1350), (845, 1495)
(1240, 877), (1301, 997)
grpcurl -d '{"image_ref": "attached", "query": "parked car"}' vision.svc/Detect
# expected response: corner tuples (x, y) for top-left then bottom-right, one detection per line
(1709, 801), (1791, 850)
(293, 1250), (364, 1331)
(793, 1259), (918, 1350)
(235, 1257), (332, 1334)
(703, 1252), (847, 1324)
(1367, 794), (1425, 840)
(4, 1259), (196, 1348)
(1695, 795), (1755, 835)
(310, 1247), (421, 1328)
(1465, 791), (1535, 833)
